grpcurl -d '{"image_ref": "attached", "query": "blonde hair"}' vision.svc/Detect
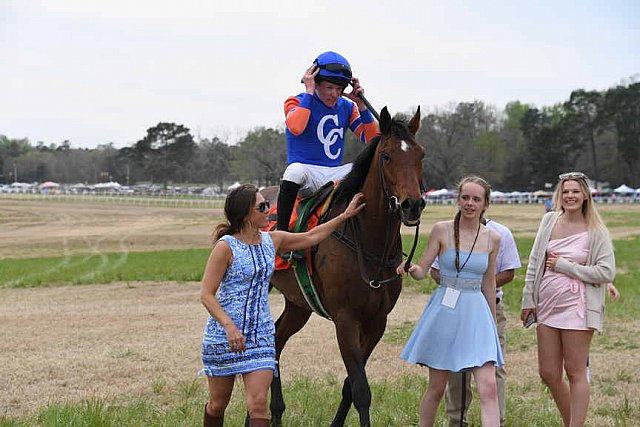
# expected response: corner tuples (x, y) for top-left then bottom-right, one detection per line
(552, 173), (605, 230)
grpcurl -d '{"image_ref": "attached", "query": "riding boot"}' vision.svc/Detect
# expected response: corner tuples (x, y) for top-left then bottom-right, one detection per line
(276, 180), (300, 231)
(249, 418), (270, 427)
(203, 403), (223, 427)
(277, 180), (304, 261)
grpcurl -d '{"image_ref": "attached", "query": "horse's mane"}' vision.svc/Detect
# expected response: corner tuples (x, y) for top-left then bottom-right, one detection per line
(333, 136), (379, 206)
(333, 117), (413, 206)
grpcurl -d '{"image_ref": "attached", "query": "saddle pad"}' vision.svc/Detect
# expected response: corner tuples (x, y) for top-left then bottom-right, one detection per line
(263, 182), (337, 272)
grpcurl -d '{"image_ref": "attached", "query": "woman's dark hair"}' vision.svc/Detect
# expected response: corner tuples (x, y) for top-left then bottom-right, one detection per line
(213, 184), (258, 241)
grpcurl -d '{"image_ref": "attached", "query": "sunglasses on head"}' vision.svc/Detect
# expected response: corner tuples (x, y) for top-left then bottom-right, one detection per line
(314, 61), (352, 79)
(255, 201), (270, 213)
(559, 172), (588, 181)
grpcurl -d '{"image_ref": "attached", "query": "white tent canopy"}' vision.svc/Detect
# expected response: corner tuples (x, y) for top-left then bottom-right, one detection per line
(227, 181), (242, 191)
(426, 188), (455, 198)
(10, 182), (32, 188)
(613, 184), (635, 194)
(531, 190), (552, 197)
(94, 181), (122, 189)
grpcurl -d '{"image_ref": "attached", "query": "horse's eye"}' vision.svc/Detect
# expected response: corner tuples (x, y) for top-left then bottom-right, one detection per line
(381, 153), (391, 161)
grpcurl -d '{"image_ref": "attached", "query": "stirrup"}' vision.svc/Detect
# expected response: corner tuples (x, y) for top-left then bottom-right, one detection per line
(280, 250), (304, 262)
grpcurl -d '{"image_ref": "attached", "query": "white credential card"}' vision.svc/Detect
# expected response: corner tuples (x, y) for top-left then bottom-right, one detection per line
(441, 287), (460, 309)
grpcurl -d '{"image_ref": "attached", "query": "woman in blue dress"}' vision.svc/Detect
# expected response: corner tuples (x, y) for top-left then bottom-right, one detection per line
(397, 176), (503, 426)
(200, 184), (364, 427)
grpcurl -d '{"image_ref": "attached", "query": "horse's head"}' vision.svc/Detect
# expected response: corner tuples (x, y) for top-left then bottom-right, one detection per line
(376, 106), (425, 226)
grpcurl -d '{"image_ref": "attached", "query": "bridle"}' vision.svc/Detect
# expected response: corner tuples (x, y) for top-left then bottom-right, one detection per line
(333, 139), (423, 288)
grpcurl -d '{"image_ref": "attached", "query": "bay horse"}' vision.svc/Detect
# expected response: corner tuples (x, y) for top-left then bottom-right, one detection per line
(268, 106), (425, 426)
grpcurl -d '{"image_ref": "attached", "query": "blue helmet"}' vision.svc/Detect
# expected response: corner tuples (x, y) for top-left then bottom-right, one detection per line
(314, 51), (352, 88)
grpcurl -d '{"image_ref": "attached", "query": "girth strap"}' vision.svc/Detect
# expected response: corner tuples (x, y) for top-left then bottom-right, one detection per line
(292, 261), (331, 319)
(288, 185), (335, 320)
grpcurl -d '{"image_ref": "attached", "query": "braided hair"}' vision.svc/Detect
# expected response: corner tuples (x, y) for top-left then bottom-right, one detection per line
(453, 176), (491, 271)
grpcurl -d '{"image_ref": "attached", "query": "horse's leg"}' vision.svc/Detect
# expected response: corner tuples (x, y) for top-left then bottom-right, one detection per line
(269, 298), (312, 427)
(329, 316), (374, 427)
(330, 377), (353, 427)
(330, 314), (389, 427)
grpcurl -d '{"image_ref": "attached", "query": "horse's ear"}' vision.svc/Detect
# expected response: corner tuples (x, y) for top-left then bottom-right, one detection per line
(379, 106), (392, 135)
(408, 106), (421, 135)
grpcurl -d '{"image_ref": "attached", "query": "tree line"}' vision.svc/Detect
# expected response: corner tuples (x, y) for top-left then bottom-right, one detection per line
(1, 82), (638, 191)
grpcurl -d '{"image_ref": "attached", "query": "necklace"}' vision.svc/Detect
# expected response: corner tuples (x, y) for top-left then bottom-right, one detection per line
(455, 222), (481, 277)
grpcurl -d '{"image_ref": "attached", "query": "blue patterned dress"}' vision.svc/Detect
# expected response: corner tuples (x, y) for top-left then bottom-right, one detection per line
(200, 232), (276, 376)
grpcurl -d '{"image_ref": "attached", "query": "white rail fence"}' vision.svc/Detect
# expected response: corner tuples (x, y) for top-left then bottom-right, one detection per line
(0, 192), (226, 209)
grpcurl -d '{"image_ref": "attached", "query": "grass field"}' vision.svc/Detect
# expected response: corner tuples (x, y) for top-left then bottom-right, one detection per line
(1, 200), (639, 426)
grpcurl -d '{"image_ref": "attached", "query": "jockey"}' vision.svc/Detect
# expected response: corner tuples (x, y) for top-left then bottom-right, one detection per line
(277, 51), (379, 234)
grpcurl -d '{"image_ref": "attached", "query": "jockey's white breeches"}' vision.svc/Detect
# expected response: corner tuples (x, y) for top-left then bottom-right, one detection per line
(282, 162), (353, 196)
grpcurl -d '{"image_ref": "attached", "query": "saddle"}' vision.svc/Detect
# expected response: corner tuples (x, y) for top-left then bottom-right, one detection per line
(265, 180), (338, 272)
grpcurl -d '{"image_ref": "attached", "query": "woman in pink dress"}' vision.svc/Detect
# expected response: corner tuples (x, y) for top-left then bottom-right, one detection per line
(521, 172), (615, 427)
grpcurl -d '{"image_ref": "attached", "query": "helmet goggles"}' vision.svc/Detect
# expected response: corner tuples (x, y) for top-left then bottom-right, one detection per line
(315, 61), (352, 80)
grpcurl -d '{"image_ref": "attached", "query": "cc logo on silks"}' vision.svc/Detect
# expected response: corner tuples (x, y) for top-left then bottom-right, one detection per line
(316, 114), (343, 160)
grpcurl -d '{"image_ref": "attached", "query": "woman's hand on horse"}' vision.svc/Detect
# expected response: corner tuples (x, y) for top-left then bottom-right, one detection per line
(224, 323), (246, 353)
(342, 193), (366, 218)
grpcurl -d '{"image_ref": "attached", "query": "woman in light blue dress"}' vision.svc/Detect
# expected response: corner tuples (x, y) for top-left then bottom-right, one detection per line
(397, 176), (503, 427)
(199, 184), (364, 427)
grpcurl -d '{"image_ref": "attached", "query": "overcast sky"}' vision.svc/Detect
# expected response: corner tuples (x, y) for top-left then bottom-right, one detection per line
(1, 0), (638, 148)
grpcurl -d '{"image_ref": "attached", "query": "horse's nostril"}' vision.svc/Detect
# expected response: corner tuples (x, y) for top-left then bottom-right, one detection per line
(401, 199), (425, 217)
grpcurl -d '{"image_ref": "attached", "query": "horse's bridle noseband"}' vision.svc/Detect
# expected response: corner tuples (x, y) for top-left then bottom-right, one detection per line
(379, 152), (401, 215)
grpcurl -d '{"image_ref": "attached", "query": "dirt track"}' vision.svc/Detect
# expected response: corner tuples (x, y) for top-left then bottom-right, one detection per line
(0, 200), (221, 259)
(0, 281), (430, 416)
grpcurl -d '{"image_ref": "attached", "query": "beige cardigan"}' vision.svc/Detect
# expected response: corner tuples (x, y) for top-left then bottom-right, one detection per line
(522, 211), (616, 332)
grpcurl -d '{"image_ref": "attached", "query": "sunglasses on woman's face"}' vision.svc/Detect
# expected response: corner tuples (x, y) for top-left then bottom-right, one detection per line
(255, 201), (270, 213)
(559, 172), (588, 180)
